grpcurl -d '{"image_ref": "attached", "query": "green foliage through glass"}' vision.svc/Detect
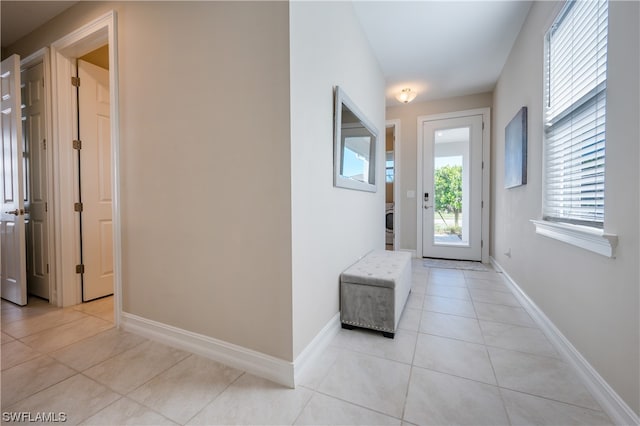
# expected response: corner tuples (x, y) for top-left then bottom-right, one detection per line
(434, 165), (462, 228)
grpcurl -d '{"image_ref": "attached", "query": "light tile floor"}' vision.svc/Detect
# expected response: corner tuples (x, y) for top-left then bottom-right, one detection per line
(1, 261), (613, 425)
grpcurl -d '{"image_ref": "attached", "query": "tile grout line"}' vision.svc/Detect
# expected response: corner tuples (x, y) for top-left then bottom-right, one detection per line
(399, 308), (424, 423)
(73, 372), (129, 425)
(426, 267), (516, 424)
(2, 357), (80, 411)
(289, 388), (315, 425)
(76, 352), (194, 424)
(182, 371), (247, 425)
(117, 345), (192, 395)
(308, 338), (409, 422)
(1, 310), (94, 340)
(410, 361), (499, 389)
(310, 387), (405, 423)
(496, 384), (611, 413)
(412, 264), (504, 422)
(14, 314), (115, 350)
(484, 345), (609, 414)
(0, 340), (46, 372)
(331, 329), (418, 368)
(483, 319), (514, 426)
(47, 329), (147, 375)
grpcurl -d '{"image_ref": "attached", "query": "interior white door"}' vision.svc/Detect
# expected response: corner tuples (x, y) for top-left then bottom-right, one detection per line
(422, 115), (483, 261)
(78, 59), (112, 301)
(1, 54), (28, 306)
(22, 62), (49, 299)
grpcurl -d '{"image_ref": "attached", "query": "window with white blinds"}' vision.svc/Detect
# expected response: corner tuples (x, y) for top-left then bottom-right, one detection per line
(544, 0), (608, 228)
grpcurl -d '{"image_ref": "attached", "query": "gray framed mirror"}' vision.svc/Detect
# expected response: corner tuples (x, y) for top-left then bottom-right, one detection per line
(334, 86), (378, 192)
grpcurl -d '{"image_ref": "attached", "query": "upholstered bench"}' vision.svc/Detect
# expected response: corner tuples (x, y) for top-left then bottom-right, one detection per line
(340, 250), (412, 338)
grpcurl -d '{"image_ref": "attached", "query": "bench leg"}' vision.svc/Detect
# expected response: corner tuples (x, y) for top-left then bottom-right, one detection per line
(382, 331), (395, 339)
(341, 323), (355, 330)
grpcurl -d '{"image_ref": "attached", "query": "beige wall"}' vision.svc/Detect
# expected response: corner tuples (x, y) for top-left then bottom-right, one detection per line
(7, 1), (294, 361)
(386, 93), (493, 251)
(289, 1), (386, 358)
(492, 1), (639, 414)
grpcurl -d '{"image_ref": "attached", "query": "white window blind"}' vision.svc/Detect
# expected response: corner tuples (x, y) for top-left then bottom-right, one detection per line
(544, 0), (608, 227)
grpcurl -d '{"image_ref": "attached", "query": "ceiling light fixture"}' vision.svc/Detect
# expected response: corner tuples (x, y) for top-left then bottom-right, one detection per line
(395, 88), (417, 104)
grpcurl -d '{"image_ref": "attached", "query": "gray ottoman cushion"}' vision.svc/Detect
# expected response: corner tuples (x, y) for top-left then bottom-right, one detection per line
(341, 250), (409, 288)
(340, 250), (412, 336)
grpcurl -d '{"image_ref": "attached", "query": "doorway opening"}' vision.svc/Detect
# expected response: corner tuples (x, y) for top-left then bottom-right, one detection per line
(385, 120), (401, 251)
(48, 11), (121, 321)
(76, 46), (113, 302)
(385, 125), (395, 250)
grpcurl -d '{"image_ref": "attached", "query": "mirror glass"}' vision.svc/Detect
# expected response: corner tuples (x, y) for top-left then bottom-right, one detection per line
(334, 86), (378, 192)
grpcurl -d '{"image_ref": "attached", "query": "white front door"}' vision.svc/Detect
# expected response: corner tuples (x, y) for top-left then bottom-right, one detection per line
(78, 59), (113, 301)
(1, 54), (28, 306)
(22, 61), (50, 299)
(422, 115), (483, 261)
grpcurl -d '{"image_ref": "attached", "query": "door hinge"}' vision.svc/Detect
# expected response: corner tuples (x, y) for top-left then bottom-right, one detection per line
(76, 264), (85, 274)
(45, 202), (48, 212)
(481, 240), (484, 248)
(74, 202), (83, 212)
(73, 139), (82, 150)
(71, 76), (80, 87)
(42, 139), (46, 150)
(482, 122), (485, 130)
(481, 200), (484, 208)
(46, 264), (49, 274)
(482, 161), (484, 169)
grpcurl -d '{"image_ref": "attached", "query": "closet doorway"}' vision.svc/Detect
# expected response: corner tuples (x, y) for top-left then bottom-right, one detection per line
(76, 47), (113, 302)
(385, 120), (401, 251)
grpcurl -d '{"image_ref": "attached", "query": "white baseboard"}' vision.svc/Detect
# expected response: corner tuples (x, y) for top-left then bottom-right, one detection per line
(120, 312), (294, 388)
(490, 257), (639, 426)
(293, 312), (340, 384)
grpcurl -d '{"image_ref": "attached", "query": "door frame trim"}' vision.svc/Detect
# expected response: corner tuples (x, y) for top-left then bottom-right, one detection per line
(385, 119), (401, 250)
(416, 108), (490, 262)
(50, 11), (121, 324)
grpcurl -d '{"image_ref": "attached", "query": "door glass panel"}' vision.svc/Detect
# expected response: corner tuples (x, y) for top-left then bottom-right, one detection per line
(433, 127), (470, 246)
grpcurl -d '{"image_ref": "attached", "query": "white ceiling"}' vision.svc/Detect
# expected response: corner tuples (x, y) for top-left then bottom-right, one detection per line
(352, 1), (533, 104)
(1, 1), (532, 106)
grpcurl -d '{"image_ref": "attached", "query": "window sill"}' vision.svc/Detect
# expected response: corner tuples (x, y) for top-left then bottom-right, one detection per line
(531, 220), (618, 258)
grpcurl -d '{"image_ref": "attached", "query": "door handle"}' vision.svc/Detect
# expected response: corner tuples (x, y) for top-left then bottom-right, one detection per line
(4, 209), (19, 216)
